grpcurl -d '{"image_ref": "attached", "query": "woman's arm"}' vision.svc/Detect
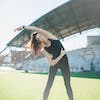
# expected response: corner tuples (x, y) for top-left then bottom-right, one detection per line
(42, 49), (66, 66)
(14, 25), (58, 40)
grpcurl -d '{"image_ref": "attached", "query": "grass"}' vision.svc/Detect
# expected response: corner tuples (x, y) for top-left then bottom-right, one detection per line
(0, 71), (100, 100)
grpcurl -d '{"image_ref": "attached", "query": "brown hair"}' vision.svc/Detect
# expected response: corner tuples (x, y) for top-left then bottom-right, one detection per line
(30, 32), (43, 55)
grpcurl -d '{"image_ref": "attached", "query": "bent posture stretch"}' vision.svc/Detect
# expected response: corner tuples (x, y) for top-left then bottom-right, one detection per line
(15, 25), (74, 100)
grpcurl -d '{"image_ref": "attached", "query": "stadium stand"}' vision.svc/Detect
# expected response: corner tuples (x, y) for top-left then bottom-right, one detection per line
(2, 0), (100, 72)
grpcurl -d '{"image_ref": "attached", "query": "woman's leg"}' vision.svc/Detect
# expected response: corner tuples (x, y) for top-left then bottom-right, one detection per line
(43, 66), (58, 100)
(60, 56), (74, 100)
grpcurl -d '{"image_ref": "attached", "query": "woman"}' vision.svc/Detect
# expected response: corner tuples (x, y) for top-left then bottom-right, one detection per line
(14, 25), (74, 100)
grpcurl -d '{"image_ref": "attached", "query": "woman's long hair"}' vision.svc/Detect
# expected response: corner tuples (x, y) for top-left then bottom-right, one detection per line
(30, 32), (43, 55)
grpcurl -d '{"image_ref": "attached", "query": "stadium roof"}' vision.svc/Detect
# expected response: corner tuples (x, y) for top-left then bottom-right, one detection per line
(7, 0), (100, 47)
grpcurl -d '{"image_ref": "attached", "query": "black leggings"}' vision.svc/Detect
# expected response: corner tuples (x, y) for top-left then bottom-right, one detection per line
(43, 55), (73, 100)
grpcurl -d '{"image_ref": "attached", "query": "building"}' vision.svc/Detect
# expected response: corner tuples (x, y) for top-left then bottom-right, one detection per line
(11, 51), (29, 67)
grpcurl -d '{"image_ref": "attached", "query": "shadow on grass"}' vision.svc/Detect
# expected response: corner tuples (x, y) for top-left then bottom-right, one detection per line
(23, 71), (100, 79)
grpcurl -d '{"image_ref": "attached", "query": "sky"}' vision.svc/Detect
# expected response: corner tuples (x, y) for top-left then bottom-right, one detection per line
(0, 0), (100, 54)
(0, 0), (70, 53)
(61, 28), (100, 51)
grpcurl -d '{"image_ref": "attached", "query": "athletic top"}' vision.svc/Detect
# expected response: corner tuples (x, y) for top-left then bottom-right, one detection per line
(44, 39), (65, 59)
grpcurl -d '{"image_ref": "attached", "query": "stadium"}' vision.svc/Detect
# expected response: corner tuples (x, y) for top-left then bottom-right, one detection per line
(0, 0), (100, 100)
(5, 0), (100, 72)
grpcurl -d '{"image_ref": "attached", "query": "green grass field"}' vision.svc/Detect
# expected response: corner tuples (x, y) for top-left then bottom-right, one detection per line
(0, 71), (100, 100)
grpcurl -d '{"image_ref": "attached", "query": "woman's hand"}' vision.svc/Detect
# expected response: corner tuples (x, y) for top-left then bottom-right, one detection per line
(60, 49), (66, 57)
(14, 26), (23, 32)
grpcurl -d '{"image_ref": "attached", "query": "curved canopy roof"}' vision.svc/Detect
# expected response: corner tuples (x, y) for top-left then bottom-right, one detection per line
(7, 0), (100, 47)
